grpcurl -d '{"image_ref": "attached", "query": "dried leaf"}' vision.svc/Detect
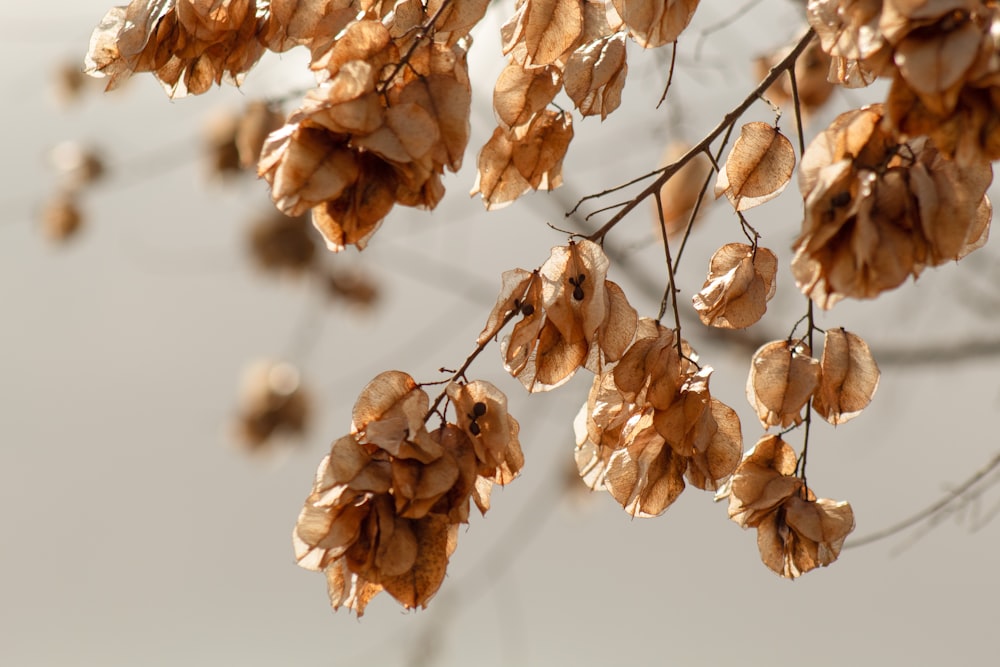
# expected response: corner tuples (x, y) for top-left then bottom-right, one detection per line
(715, 122), (795, 211)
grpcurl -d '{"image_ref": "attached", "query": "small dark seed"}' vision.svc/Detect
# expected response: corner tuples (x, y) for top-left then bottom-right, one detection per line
(831, 191), (851, 208)
(521, 303), (535, 316)
(473, 401), (487, 417)
(572, 285), (585, 301)
(469, 421), (481, 436)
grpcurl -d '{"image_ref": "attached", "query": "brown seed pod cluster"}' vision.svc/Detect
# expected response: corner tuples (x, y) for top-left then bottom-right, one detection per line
(574, 319), (743, 517)
(74, 0), (996, 609)
(232, 360), (310, 451)
(258, 27), (473, 252)
(724, 435), (855, 579)
(473, 0), (701, 209)
(85, 0), (266, 97)
(794, 104), (992, 308)
(40, 141), (107, 243)
(478, 240), (637, 392)
(293, 371), (522, 615)
(808, 0), (1000, 164)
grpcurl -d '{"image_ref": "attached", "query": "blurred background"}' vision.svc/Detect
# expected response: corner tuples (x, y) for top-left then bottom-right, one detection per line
(4, 1), (1000, 665)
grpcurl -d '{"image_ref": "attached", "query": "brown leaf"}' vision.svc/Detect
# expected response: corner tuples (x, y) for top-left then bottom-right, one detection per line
(715, 122), (795, 211)
(747, 341), (821, 429)
(813, 328), (880, 425)
(693, 244), (778, 329)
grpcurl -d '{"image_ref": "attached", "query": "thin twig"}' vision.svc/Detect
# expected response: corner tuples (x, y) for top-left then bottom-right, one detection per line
(580, 28), (816, 243)
(423, 309), (517, 421)
(377, 0), (453, 94)
(846, 451), (1000, 549)
(656, 40), (679, 109)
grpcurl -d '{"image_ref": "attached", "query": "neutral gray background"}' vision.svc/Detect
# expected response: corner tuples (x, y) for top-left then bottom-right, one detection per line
(4, 2), (1000, 665)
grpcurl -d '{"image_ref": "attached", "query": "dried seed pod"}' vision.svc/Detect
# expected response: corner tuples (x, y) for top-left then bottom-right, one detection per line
(612, 0), (701, 48)
(654, 142), (713, 238)
(493, 63), (562, 130)
(693, 244), (778, 329)
(233, 360), (310, 451)
(446, 380), (523, 485)
(747, 340), (821, 429)
(501, 0), (585, 67)
(715, 122), (796, 211)
(813, 328), (880, 425)
(563, 32), (628, 119)
(756, 492), (855, 579)
(247, 211), (317, 274)
(40, 190), (84, 243)
(49, 141), (106, 189)
(727, 434), (801, 528)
